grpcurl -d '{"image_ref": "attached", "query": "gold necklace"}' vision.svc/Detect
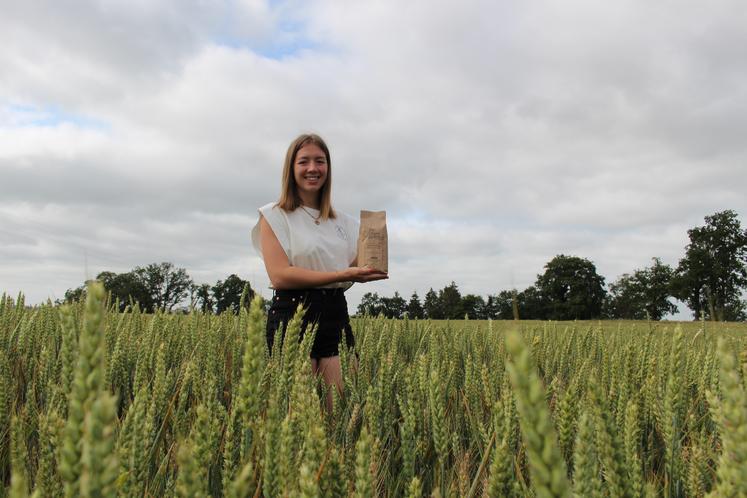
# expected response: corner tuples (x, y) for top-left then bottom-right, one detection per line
(300, 205), (321, 225)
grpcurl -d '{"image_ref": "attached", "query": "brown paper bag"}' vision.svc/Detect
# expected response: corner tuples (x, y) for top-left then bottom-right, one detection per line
(357, 210), (388, 272)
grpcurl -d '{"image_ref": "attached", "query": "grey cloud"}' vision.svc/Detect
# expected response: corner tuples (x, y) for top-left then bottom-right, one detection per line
(0, 200), (264, 301)
(0, 1), (287, 114)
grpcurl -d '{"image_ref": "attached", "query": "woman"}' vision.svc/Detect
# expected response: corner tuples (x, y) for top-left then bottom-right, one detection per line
(250, 133), (387, 403)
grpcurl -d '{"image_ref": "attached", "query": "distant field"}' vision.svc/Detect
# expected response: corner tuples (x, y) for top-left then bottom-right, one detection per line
(2, 289), (746, 497)
(357, 317), (747, 336)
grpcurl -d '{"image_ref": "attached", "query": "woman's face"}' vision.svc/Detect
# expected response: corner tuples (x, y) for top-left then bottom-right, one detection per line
(293, 143), (328, 198)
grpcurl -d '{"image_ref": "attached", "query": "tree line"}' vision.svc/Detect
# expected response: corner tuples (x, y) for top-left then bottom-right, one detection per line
(62, 262), (255, 314)
(357, 210), (747, 321)
(62, 209), (747, 320)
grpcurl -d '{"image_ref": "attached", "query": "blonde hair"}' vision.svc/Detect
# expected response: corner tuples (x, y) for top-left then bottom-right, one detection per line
(277, 133), (336, 220)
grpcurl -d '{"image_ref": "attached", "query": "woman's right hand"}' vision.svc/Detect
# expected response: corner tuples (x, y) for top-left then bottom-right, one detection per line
(344, 266), (389, 283)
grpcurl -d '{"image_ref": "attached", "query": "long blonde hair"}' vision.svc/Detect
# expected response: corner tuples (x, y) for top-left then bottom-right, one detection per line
(277, 133), (336, 220)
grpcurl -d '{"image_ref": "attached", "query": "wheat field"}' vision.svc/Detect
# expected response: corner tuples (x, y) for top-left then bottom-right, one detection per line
(1, 282), (746, 497)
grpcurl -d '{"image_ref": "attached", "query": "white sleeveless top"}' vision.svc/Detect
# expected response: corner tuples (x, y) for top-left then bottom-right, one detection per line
(251, 202), (359, 289)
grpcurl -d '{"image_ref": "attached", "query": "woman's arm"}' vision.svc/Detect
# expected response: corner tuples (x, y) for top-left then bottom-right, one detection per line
(259, 216), (387, 289)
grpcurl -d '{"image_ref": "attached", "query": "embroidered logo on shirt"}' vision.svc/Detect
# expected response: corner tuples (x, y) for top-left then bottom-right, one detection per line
(335, 225), (348, 241)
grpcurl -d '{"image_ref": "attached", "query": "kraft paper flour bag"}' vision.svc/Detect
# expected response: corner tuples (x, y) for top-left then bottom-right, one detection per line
(357, 210), (388, 272)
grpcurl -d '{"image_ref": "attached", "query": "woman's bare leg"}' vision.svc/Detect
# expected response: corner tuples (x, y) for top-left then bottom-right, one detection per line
(311, 356), (343, 412)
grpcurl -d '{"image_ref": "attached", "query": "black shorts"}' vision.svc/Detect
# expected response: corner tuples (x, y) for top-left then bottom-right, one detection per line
(266, 288), (355, 359)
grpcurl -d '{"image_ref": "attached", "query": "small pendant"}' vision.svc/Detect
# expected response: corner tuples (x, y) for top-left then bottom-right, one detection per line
(315, 220), (320, 225)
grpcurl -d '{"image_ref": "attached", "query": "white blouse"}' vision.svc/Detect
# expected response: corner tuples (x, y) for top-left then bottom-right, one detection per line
(251, 202), (359, 289)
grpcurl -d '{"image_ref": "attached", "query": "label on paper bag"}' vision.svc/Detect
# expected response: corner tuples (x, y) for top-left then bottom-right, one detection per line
(357, 210), (388, 273)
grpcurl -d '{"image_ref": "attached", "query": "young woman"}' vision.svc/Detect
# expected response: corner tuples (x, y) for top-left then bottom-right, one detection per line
(250, 133), (387, 403)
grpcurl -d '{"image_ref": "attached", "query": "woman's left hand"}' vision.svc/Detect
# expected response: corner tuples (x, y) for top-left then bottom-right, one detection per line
(344, 266), (389, 283)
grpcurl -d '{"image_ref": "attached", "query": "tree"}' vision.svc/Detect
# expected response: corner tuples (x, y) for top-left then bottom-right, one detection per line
(607, 258), (678, 320)
(406, 292), (424, 319)
(535, 255), (606, 320)
(461, 294), (486, 319)
(671, 210), (747, 321)
(97, 271), (153, 312)
(484, 295), (501, 319)
(62, 284), (87, 304)
(134, 262), (193, 312)
(381, 292), (407, 319)
(606, 273), (641, 319)
(439, 282), (463, 319)
(423, 288), (442, 319)
(490, 286), (546, 320)
(212, 275), (253, 314)
(517, 286), (546, 320)
(492, 290), (516, 319)
(357, 292), (384, 317)
(191, 283), (214, 313)
(96, 271), (117, 287)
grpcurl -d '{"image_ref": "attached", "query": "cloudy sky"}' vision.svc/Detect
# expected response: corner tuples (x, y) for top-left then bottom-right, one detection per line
(2, 0), (746, 318)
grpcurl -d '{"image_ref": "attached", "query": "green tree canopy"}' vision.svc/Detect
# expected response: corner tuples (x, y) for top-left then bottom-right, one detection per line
(406, 292), (424, 319)
(535, 255), (606, 320)
(423, 288), (442, 319)
(517, 286), (546, 320)
(438, 281), (463, 319)
(491, 286), (546, 320)
(134, 262), (193, 312)
(357, 292), (383, 317)
(97, 271), (153, 312)
(212, 274), (253, 314)
(191, 283), (214, 313)
(671, 210), (747, 321)
(461, 294), (486, 319)
(607, 258), (677, 320)
(381, 291), (407, 319)
(63, 284), (87, 304)
(491, 290), (515, 319)
(483, 294), (501, 319)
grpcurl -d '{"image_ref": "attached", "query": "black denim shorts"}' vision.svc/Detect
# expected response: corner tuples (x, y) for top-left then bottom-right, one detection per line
(266, 288), (355, 359)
